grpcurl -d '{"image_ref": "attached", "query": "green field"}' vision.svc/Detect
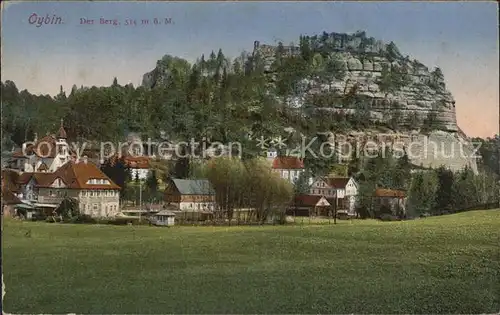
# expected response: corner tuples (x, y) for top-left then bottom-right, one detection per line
(3, 210), (500, 314)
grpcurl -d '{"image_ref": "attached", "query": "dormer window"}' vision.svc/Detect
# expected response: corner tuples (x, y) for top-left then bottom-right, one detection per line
(86, 178), (110, 185)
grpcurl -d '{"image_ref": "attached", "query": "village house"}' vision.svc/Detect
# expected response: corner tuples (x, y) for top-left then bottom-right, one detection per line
(8, 120), (72, 173)
(1, 186), (22, 217)
(164, 178), (216, 211)
(124, 156), (151, 180)
(310, 176), (358, 214)
(16, 157), (121, 218)
(288, 194), (331, 217)
(268, 150), (305, 184)
(373, 188), (407, 216)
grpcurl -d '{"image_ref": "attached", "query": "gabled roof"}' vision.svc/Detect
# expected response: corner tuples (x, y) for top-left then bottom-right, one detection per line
(1, 169), (21, 193)
(108, 154), (151, 169)
(1, 188), (22, 205)
(51, 161), (121, 190)
(17, 172), (54, 186)
(123, 156), (150, 169)
(11, 134), (73, 159)
(326, 177), (351, 189)
(374, 188), (406, 198)
(12, 135), (58, 158)
(272, 156), (304, 170)
(292, 195), (331, 207)
(18, 161), (120, 190)
(170, 179), (215, 195)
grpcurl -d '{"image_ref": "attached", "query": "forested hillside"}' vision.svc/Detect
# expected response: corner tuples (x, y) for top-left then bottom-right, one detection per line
(2, 31), (498, 176)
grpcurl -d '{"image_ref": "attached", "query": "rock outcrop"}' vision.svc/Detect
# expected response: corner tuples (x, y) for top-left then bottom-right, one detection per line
(253, 32), (476, 172)
(253, 32), (457, 132)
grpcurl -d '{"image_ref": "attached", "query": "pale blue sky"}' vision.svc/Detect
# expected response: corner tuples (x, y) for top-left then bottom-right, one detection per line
(1, 1), (498, 137)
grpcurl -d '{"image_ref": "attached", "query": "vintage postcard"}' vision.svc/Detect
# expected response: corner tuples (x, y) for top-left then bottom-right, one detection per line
(1, 1), (499, 314)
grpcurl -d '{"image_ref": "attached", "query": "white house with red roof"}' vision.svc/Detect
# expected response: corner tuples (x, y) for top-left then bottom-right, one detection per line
(9, 119), (72, 173)
(16, 158), (121, 218)
(310, 176), (358, 214)
(268, 150), (305, 184)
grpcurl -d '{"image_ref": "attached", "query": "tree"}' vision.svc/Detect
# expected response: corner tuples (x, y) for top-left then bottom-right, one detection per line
(299, 35), (312, 62)
(452, 165), (478, 210)
(407, 170), (438, 217)
(430, 67), (445, 90)
(55, 197), (80, 220)
(100, 157), (129, 200)
(322, 53), (346, 86)
(392, 147), (411, 190)
(173, 146), (190, 179)
(205, 157), (246, 222)
(433, 166), (455, 214)
(386, 41), (401, 62)
(145, 170), (159, 202)
(294, 169), (312, 195)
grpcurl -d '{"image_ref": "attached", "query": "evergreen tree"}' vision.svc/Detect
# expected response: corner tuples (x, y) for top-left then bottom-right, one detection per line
(433, 166), (455, 214)
(407, 170), (438, 217)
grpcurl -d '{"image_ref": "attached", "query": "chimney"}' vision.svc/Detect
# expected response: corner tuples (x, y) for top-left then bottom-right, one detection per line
(83, 155), (88, 164)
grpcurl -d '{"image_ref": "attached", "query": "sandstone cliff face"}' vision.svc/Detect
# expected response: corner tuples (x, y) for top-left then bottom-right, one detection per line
(253, 32), (476, 173)
(253, 32), (457, 132)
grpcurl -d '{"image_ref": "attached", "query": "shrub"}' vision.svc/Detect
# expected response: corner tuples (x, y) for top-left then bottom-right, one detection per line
(378, 214), (400, 221)
(355, 206), (371, 219)
(70, 214), (96, 224)
(377, 204), (393, 217)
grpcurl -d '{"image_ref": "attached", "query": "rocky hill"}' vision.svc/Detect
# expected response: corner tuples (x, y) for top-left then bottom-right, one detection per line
(249, 31), (476, 173)
(252, 31), (457, 132)
(141, 31), (478, 173)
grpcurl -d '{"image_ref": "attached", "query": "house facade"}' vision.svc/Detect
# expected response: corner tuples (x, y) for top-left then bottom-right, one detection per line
(107, 154), (151, 181)
(16, 159), (121, 218)
(310, 177), (358, 214)
(373, 188), (407, 216)
(164, 178), (216, 211)
(288, 195), (331, 216)
(270, 153), (305, 184)
(8, 120), (72, 173)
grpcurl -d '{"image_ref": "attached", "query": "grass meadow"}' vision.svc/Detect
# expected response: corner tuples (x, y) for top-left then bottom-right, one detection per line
(2, 210), (500, 313)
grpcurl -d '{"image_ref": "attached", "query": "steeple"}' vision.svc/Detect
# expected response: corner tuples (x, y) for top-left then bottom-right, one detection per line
(57, 118), (67, 139)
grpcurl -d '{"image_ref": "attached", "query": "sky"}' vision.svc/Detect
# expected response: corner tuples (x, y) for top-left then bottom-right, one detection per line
(1, 1), (498, 138)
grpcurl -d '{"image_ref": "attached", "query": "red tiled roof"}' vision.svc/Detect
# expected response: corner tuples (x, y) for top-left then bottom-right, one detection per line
(108, 154), (151, 169)
(292, 195), (330, 207)
(374, 188), (406, 198)
(11, 135), (74, 159)
(2, 169), (21, 193)
(326, 177), (350, 189)
(272, 156), (304, 170)
(124, 156), (150, 169)
(18, 161), (120, 190)
(17, 172), (55, 186)
(1, 188), (22, 205)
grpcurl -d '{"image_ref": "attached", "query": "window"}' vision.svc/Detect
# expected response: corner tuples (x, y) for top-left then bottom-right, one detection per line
(49, 190), (54, 197)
